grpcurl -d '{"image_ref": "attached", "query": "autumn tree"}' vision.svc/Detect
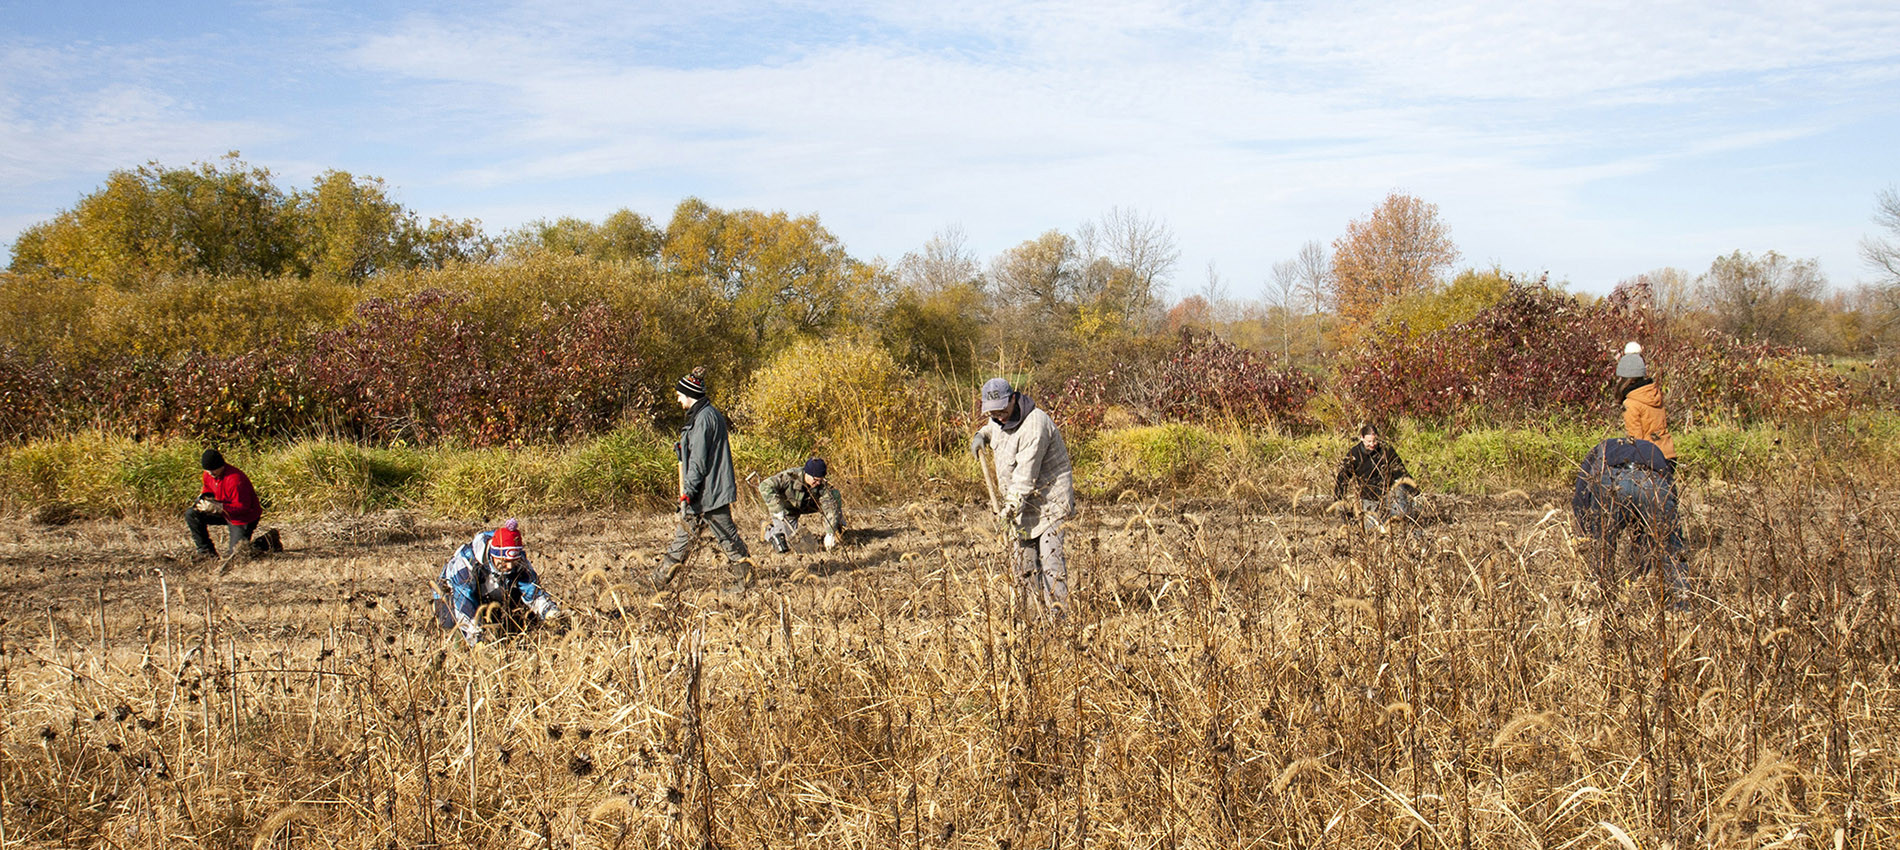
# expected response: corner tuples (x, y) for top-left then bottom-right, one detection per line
(1166, 294), (1214, 334)
(9, 153), (300, 286)
(883, 226), (986, 376)
(291, 171), (435, 281)
(990, 230), (1082, 322)
(1694, 250), (1827, 347)
(1865, 186), (1900, 287)
(660, 198), (869, 355)
(1862, 187), (1900, 353)
(503, 209), (663, 264)
(896, 226), (981, 293)
(1267, 259), (1302, 359)
(1330, 192), (1460, 325)
(8, 156), (491, 285)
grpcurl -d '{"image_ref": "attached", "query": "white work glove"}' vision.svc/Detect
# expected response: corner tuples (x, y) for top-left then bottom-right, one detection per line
(823, 532), (837, 551)
(1000, 494), (1029, 540)
(530, 596), (560, 619)
(969, 430), (989, 457)
(459, 620), (483, 646)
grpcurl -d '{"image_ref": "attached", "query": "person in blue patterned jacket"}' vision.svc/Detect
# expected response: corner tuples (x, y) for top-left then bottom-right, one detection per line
(432, 519), (563, 645)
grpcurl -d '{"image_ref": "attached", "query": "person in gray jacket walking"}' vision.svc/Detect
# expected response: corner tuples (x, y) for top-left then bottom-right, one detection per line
(970, 377), (1074, 619)
(651, 367), (752, 591)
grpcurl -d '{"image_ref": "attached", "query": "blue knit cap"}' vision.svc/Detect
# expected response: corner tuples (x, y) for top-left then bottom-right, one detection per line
(803, 458), (828, 479)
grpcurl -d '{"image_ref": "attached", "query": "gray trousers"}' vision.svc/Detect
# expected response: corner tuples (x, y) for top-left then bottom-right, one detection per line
(1014, 526), (1068, 610)
(664, 505), (751, 573)
(1359, 487), (1415, 531)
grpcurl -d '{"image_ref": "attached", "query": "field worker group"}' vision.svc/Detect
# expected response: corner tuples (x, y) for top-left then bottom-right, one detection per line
(187, 341), (1690, 646)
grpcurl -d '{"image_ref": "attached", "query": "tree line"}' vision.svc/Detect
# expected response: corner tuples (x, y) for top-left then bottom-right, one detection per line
(3, 155), (1895, 448)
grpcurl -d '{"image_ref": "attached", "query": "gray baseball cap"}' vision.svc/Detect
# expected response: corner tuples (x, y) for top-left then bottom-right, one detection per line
(980, 377), (1014, 412)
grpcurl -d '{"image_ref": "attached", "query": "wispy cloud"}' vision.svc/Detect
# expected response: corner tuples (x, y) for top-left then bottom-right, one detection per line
(4, 0), (1897, 288)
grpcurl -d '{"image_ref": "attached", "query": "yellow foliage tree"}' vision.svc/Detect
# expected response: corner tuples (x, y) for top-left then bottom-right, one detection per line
(737, 336), (939, 478)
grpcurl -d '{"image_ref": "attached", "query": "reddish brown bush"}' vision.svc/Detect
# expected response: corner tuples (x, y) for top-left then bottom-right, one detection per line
(1341, 283), (1851, 425)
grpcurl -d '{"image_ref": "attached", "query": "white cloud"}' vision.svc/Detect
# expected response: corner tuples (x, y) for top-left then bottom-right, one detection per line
(4, 0), (1895, 290)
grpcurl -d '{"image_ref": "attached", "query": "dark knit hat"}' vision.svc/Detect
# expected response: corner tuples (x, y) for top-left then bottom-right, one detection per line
(803, 457), (828, 479)
(676, 366), (708, 399)
(201, 449), (225, 471)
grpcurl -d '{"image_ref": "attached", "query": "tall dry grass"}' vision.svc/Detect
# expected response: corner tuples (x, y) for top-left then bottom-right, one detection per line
(1, 459), (1896, 848)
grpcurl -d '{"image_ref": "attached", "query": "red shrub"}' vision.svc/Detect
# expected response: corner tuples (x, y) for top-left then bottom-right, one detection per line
(307, 290), (653, 446)
(1155, 331), (1317, 426)
(1341, 283), (1850, 424)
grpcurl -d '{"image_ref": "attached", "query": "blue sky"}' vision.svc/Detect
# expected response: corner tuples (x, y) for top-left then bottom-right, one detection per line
(3, 0), (1897, 300)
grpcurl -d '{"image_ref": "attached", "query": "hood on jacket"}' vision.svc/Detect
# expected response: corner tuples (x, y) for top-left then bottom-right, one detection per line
(998, 393), (1038, 432)
(1624, 380), (1662, 407)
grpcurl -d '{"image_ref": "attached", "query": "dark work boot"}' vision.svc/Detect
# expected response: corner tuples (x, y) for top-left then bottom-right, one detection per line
(722, 559), (754, 594)
(648, 558), (680, 590)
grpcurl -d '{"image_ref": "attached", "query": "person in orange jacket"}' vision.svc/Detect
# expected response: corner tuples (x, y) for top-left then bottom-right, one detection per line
(1615, 342), (1676, 474)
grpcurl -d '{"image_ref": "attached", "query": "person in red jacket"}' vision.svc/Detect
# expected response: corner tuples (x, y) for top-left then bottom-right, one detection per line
(186, 449), (280, 559)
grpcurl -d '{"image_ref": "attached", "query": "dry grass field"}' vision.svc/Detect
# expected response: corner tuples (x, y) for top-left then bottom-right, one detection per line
(2, 472), (1896, 848)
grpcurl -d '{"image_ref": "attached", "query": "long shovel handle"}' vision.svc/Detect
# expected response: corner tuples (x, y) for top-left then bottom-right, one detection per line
(976, 445), (1001, 515)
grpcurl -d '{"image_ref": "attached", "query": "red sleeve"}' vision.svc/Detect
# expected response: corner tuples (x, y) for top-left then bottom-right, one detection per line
(200, 471), (215, 496)
(216, 469), (263, 526)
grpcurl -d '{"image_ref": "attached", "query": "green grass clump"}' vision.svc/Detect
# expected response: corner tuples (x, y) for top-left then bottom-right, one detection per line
(257, 441), (375, 514)
(553, 427), (675, 510)
(1076, 423), (1222, 494)
(115, 440), (204, 512)
(428, 448), (556, 520)
(1, 432), (130, 516)
(250, 441), (435, 514)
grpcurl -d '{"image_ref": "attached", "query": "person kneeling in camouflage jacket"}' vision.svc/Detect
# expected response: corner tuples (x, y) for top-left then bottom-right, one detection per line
(759, 458), (846, 552)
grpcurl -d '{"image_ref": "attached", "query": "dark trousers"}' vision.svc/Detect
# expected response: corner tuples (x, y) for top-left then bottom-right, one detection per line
(1594, 467), (1687, 595)
(664, 505), (750, 570)
(186, 509), (264, 555)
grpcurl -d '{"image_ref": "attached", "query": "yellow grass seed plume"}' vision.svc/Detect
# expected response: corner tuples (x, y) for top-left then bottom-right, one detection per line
(1272, 757), (1331, 793)
(1717, 750), (1800, 816)
(1490, 710), (1553, 750)
(589, 795), (637, 822)
(250, 805), (307, 850)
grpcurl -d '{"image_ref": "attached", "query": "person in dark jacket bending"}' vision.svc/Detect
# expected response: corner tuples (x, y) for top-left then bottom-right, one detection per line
(651, 367), (752, 591)
(1333, 423), (1417, 532)
(1572, 436), (1687, 604)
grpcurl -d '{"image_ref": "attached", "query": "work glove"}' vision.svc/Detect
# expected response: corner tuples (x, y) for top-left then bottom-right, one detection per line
(969, 430), (989, 457)
(823, 532), (837, 551)
(192, 495), (223, 516)
(1000, 494), (1030, 540)
(530, 596), (560, 619)
(679, 495), (697, 522)
(459, 620), (484, 647)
